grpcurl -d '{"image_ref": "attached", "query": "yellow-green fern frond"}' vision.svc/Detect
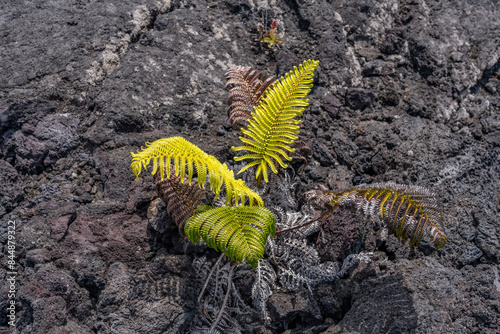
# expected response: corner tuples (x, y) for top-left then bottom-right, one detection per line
(185, 206), (276, 268)
(232, 59), (319, 183)
(330, 182), (446, 249)
(131, 137), (263, 206)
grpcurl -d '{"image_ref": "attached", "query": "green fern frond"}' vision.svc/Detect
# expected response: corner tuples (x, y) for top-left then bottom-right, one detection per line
(185, 206), (276, 268)
(131, 137), (263, 206)
(232, 59), (319, 183)
(330, 182), (446, 249)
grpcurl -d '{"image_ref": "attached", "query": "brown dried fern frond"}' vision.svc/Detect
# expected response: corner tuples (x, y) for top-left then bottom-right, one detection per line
(154, 168), (207, 235)
(225, 66), (275, 129)
(290, 139), (311, 167)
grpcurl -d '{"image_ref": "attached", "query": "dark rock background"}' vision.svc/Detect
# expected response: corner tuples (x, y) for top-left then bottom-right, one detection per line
(1, 0), (499, 333)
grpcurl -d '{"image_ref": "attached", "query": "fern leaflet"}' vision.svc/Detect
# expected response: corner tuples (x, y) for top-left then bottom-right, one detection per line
(185, 206), (276, 268)
(232, 59), (319, 183)
(131, 136), (263, 206)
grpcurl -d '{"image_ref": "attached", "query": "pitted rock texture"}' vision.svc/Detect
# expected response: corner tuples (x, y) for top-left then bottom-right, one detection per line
(1, 0), (499, 333)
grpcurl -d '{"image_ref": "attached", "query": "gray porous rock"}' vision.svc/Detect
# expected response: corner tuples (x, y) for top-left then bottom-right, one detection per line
(0, 0), (498, 333)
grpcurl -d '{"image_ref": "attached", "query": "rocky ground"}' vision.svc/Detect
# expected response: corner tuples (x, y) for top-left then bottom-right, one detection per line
(1, 0), (499, 333)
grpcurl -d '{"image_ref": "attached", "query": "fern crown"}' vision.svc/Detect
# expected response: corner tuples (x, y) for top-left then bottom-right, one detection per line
(131, 136), (263, 206)
(232, 59), (319, 183)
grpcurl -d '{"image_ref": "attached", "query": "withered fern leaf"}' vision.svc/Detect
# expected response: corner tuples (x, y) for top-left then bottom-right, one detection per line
(131, 136), (263, 206)
(252, 259), (276, 323)
(232, 59), (319, 183)
(225, 66), (275, 130)
(185, 206), (276, 268)
(154, 169), (206, 235)
(329, 182), (447, 249)
(290, 139), (311, 166)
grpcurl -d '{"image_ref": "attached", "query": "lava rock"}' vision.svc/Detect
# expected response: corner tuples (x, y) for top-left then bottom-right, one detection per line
(268, 290), (322, 328)
(1, 0), (499, 332)
(345, 88), (376, 110)
(0, 160), (23, 216)
(362, 59), (396, 76)
(95, 254), (197, 334)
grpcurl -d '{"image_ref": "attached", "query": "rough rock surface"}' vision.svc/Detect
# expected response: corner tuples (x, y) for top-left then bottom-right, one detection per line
(1, 0), (499, 333)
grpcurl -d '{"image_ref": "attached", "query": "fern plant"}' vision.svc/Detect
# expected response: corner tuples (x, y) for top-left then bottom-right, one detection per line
(131, 58), (449, 331)
(131, 60), (446, 330)
(131, 60), (448, 269)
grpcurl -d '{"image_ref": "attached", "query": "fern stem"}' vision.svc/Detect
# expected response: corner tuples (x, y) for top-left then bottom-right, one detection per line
(275, 210), (330, 235)
(210, 262), (236, 332)
(198, 253), (225, 305)
(256, 173), (262, 188)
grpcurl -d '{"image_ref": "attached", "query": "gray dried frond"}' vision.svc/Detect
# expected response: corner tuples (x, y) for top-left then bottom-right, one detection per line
(272, 170), (299, 208)
(268, 238), (320, 266)
(190, 257), (245, 334)
(278, 260), (341, 291)
(192, 256), (213, 278)
(278, 252), (372, 291)
(251, 259), (276, 323)
(272, 203), (319, 238)
(267, 238), (338, 291)
(189, 329), (223, 334)
(266, 236), (371, 292)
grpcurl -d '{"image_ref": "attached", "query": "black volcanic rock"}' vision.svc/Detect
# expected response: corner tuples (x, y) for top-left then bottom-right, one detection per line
(0, 0), (499, 333)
